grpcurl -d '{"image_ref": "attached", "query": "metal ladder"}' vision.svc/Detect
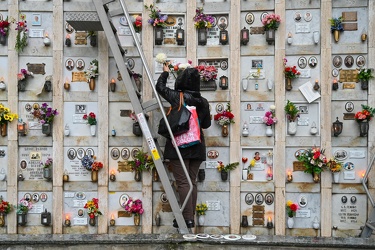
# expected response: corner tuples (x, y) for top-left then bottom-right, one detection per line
(67, 0), (193, 234)
(360, 154), (375, 238)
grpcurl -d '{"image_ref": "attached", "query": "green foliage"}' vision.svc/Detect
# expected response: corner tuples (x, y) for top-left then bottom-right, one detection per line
(284, 100), (300, 122)
(358, 68), (374, 81)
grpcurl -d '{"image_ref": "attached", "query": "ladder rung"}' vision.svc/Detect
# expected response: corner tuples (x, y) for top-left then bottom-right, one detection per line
(366, 222), (375, 230)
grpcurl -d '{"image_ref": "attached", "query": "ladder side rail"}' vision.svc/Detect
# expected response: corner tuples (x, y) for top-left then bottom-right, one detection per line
(118, 0), (193, 214)
(363, 154), (375, 207)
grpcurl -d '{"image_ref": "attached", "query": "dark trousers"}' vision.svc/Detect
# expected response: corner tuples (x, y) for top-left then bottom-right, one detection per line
(170, 159), (202, 221)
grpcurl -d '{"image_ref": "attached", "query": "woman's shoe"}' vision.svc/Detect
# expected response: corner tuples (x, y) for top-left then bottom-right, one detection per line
(172, 219), (195, 228)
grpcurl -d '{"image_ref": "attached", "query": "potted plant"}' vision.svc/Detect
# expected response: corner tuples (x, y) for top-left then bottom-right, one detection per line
(0, 17), (10, 45)
(0, 103), (18, 137)
(83, 112), (97, 136)
(30, 103), (59, 136)
(17, 198), (33, 226)
(286, 200), (299, 228)
(128, 149), (154, 182)
(354, 104), (375, 137)
(124, 197), (144, 225)
(84, 198), (102, 226)
(329, 16), (344, 43)
(297, 146), (328, 182)
(196, 202), (208, 226)
(284, 100), (300, 135)
(327, 158), (342, 183)
(283, 58), (301, 91)
(213, 102), (235, 137)
(193, 7), (215, 45)
(86, 31), (97, 47)
(41, 157), (53, 181)
(217, 161), (239, 181)
(358, 68), (373, 90)
(262, 105), (277, 137)
(84, 59), (99, 90)
(261, 13), (281, 45)
(17, 68), (33, 92)
(144, 4), (168, 45)
(0, 196), (13, 227)
(15, 13), (28, 53)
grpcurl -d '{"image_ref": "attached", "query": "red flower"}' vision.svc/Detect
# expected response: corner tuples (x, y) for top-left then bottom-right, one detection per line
(89, 213), (95, 218)
(83, 114), (88, 120)
(89, 112), (96, 119)
(313, 151), (320, 160)
(290, 203), (298, 211)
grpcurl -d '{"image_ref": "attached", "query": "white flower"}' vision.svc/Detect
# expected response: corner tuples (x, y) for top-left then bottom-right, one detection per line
(178, 63), (192, 70)
(155, 53), (167, 64)
(270, 105), (276, 111)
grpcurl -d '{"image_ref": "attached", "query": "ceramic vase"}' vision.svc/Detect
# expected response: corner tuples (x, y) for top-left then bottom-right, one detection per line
(134, 213), (140, 226)
(89, 78), (96, 91)
(288, 121), (297, 135)
(285, 78), (292, 91)
(91, 170), (98, 182)
(198, 215), (205, 226)
(1, 123), (7, 137)
(90, 125), (96, 136)
(359, 120), (369, 137)
(221, 170), (228, 181)
(332, 172), (340, 183)
(287, 217), (294, 229)
(265, 126), (273, 137)
(242, 169), (248, 180)
(222, 125), (229, 137)
(42, 123), (52, 136)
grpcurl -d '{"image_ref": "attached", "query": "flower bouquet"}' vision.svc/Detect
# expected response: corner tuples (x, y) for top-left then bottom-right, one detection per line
(354, 105), (375, 123)
(195, 65), (218, 82)
(17, 198), (32, 214)
(284, 100), (300, 122)
(329, 16), (344, 33)
(0, 197), (13, 214)
(83, 112), (97, 125)
(81, 155), (94, 170)
(326, 158), (342, 173)
(84, 59), (98, 82)
(30, 103), (59, 125)
(15, 14), (28, 53)
(217, 161), (239, 173)
(91, 161), (103, 172)
(297, 147), (327, 180)
(124, 198), (144, 215)
(263, 105), (277, 126)
(17, 69), (33, 81)
(214, 102), (235, 126)
(193, 8), (215, 29)
(196, 202), (208, 216)
(0, 103), (18, 125)
(133, 15), (142, 32)
(128, 149), (154, 172)
(41, 157), (53, 168)
(84, 198), (102, 218)
(0, 17), (10, 44)
(144, 4), (167, 27)
(286, 200), (299, 218)
(261, 13), (281, 31)
(283, 58), (301, 79)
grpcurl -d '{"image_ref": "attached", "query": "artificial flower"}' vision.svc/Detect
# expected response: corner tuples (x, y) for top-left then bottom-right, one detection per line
(17, 68), (33, 81)
(17, 198), (32, 214)
(195, 65), (218, 82)
(124, 197), (144, 215)
(0, 197), (12, 214)
(193, 8), (215, 29)
(217, 161), (239, 172)
(0, 103), (18, 125)
(286, 200), (299, 217)
(30, 103), (58, 125)
(329, 16), (344, 33)
(133, 15), (142, 32)
(84, 59), (99, 81)
(196, 202), (208, 216)
(297, 147), (328, 174)
(214, 102), (235, 126)
(128, 149), (154, 172)
(0, 17), (10, 37)
(144, 4), (167, 27)
(91, 161), (103, 172)
(83, 112), (97, 125)
(15, 13), (28, 53)
(354, 105), (375, 123)
(84, 198), (102, 218)
(262, 13), (281, 31)
(40, 157), (53, 168)
(283, 58), (301, 79)
(284, 100), (300, 122)
(263, 107), (278, 126)
(326, 158), (342, 173)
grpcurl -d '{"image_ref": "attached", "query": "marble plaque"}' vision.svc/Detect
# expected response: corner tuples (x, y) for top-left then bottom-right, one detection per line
(332, 194), (366, 230)
(296, 209), (311, 218)
(19, 147), (52, 181)
(72, 114), (86, 124)
(29, 204), (44, 214)
(29, 29), (44, 38)
(249, 116), (263, 124)
(74, 217), (88, 225)
(205, 161), (218, 169)
(27, 63), (46, 75)
(73, 200), (87, 207)
(349, 150), (365, 159)
(295, 23), (310, 33)
(299, 69), (311, 78)
(206, 200), (221, 211)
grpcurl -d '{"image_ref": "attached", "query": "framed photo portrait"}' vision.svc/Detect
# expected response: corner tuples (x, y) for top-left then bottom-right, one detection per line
(32, 193), (39, 202)
(65, 58), (74, 71)
(255, 193), (264, 205)
(294, 12), (302, 22)
(25, 103), (32, 112)
(76, 59), (85, 71)
(32, 13), (42, 26)
(245, 193), (254, 205)
(299, 195), (307, 207)
(220, 60), (228, 70)
(218, 16), (228, 30)
(332, 56), (342, 68)
(131, 148), (140, 159)
(121, 148), (130, 160)
(119, 193), (129, 207)
(245, 12), (254, 25)
(344, 55), (354, 68)
(111, 148), (120, 160)
(308, 56), (318, 68)
(216, 103), (224, 113)
(67, 148), (76, 160)
(24, 193), (32, 202)
(265, 193), (274, 205)
(260, 12), (268, 22)
(86, 148), (94, 157)
(211, 16), (217, 27)
(298, 56), (307, 69)
(77, 148), (85, 160)
(251, 60), (263, 69)
(65, 22), (74, 33)
(160, 193), (168, 203)
(20, 160), (28, 169)
(350, 196), (357, 204)
(341, 195), (347, 204)
(40, 193), (48, 202)
(304, 11), (313, 22)
(78, 209), (85, 217)
(75, 104), (86, 114)
(126, 58), (135, 70)
(30, 152), (41, 160)
(332, 68), (339, 77)
(356, 55), (365, 67)
(345, 101), (354, 112)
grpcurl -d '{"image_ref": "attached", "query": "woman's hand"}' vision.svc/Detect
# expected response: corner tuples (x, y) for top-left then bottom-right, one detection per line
(163, 62), (170, 72)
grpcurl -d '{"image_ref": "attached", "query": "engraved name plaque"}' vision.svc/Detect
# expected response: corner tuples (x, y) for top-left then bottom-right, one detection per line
(75, 32), (87, 45)
(72, 72), (86, 82)
(250, 27), (265, 35)
(118, 211), (132, 218)
(117, 160), (132, 172)
(339, 69), (358, 83)
(342, 12), (357, 21)
(342, 23), (358, 31)
(343, 113), (355, 120)
(293, 161), (305, 171)
(27, 63), (46, 75)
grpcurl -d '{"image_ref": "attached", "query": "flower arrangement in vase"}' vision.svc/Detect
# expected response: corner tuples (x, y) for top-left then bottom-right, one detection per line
(133, 15), (142, 32)
(81, 155), (95, 170)
(84, 198), (102, 225)
(261, 13), (281, 45)
(124, 197), (143, 225)
(284, 100), (300, 135)
(263, 105), (277, 136)
(83, 112), (97, 136)
(0, 17), (10, 45)
(15, 14), (28, 53)
(0, 196), (13, 215)
(41, 157), (53, 180)
(354, 105), (374, 137)
(0, 103), (18, 137)
(329, 16), (344, 42)
(195, 65), (218, 82)
(30, 103), (59, 136)
(84, 59), (98, 90)
(283, 58), (301, 90)
(128, 149), (154, 173)
(214, 103), (235, 137)
(327, 158), (342, 183)
(358, 68), (373, 90)
(286, 200), (299, 218)
(297, 147), (327, 182)
(17, 198), (32, 214)
(193, 8), (215, 29)
(217, 161), (239, 181)
(17, 68), (33, 91)
(196, 202), (208, 226)
(144, 4), (168, 27)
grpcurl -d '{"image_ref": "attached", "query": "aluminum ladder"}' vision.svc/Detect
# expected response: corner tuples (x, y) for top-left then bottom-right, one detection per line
(66, 0), (193, 234)
(360, 154), (375, 238)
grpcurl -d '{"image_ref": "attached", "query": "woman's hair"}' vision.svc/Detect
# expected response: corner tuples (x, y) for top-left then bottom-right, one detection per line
(174, 68), (200, 92)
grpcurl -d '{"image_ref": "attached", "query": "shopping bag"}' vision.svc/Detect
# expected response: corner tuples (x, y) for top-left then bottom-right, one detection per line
(158, 92), (191, 138)
(173, 106), (201, 148)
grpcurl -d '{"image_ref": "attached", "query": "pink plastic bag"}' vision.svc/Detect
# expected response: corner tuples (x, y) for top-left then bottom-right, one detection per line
(173, 106), (201, 148)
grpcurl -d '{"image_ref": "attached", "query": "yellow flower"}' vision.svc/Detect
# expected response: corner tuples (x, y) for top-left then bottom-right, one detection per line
(286, 200), (293, 207)
(249, 159), (256, 167)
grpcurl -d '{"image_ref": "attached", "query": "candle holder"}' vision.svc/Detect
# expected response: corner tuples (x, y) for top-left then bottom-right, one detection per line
(63, 170), (69, 182)
(332, 117), (343, 137)
(17, 118), (27, 136)
(287, 171), (293, 182)
(176, 27), (184, 46)
(41, 209), (51, 226)
(64, 215), (71, 227)
(110, 78), (116, 92)
(109, 170), (116, 182)
(267, 218), (273, 229)
(110, 214), (116, 226)
(332, 78), (338, 90)
(65, 34), (71, 47)
(240, 27), (249, 45)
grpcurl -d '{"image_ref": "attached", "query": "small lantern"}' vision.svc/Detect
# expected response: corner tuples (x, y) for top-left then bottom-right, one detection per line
(287, 32), (293, 45)
(110, 214), (116, 226)
(313, 79), (320, 91)
(133, 122), (142, 136)
(0, 168), (6, 181)
(242, 122), (249, 137)
(176, 27), (184, 46)
(361, 28), (367, 42)
(110, 78), (116, 92)
(63, 170), (69, 182)
(17, 118), (27, 136)
(44, 76), (52, 92)
(198, 28), (207, 45)
(332, 78), (338, 90)
(0, 77), (6, 91)
(240, 27), (249, 45)
(18, 171), (25, 181)
(17, 213), (27, 226)
(64, 77), (70, 91)
(241, 215), (249, 227)
(41, 209), (51, 226)
(219, 75), (228, 90)
(219, 29), (228, 45)
(155, 27), (163, 45)
(332, 117), (343, 136)
(64, 214), (71, 226)
(155, 212), (161, 226)
(109, 170), (116, 182)
(287, 170), (293, 182)
(43, 33), (51, 46)
(267, 217), (274, 229)
(111, 128), (116, 136)
(65, 34), (71, 47)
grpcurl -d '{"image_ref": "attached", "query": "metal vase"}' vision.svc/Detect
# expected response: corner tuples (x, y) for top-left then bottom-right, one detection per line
(265, 29), (275, 45)
(43, 167), (52, 180)
(221, 170), (228, 181)
(17, 213), (27, 226)
(42, 123), (52, 136)
(1, 123), (7, 137)
(359, 120), (369, 137)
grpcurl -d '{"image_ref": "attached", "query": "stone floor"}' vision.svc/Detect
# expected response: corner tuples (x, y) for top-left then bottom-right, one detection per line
(1, 234), (375, 250)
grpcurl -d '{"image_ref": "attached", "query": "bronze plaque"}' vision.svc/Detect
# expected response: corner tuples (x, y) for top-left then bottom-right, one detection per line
(252, 219), (264, 226)
(120, 110), (132, 117)
(164, 38), (176, 45)
(252, 205), (265, 212)
(342, 12), (357, 21)
(339, 69), (358, 83)
(117, 160), (132, 172)
(162, 203), (172, 212)
(343, 23), (358, 31)
(75, 32), (87, 45)
(118, 211), (132, 217)
(343, 113), (355, 120)
(252, 213), (264, 218)
(26, 63), (46, 75)
(72, 72), (86, 82)
(293, 161), (306, 171)
(343, 83), (355, 89)
(250, 27), (265, 35)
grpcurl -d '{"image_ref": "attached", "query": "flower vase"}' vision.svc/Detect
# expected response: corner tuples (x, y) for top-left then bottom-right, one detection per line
(285, 78), (292, 91)
(333, 30), (340, 43)
(242, 169), (248, 180)
(312, 172), (320, 183)
(198, 169), (205, 182)
(17, 213), (27, 226)
(42, 123), (52, 136)
(134, 213), (140, 226)
(43, 167), (52, 180)
(359, 120), (369, 137)
(288, 121), (297, 135)
(198, 215), (205, 226)
(241, 215), (249, 227)
(133, 32), (142, 46)
(90, 125), (96, 136)
(1, 123), (7, 137)
(153, 168), (160, 182)
(332, 172), (340, 183)
(287, 217), (294, 229)
(265, 29), (275, 45)
(133, 122), (142, 136)
(222, 125), (229, 137)
(89, 217), (96, 226)
(91, 170), (98, 182)
(360, 80), (368, 90)
(0, 35), (6, 46)
(197, 28), (207, 45)
(90, 36), (97, 47)
(18, 79), (27, 92)
(89, 78), (96, 91)
(265, 125), (273, 137)
(221, 170), (228, 181)
(134, 170), (142, 182)
(0, 213), (5, 227)
(154, 26), (163, 45)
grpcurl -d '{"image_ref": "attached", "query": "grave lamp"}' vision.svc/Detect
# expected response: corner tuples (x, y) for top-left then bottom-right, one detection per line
(361, 28), (367, 42)
(219, 29), (228, 45)
(332, 78), (338, 90)
(287, 32), (293, 45)
(110, 214), (116, 226)
(155, 27), (163, 45)
(43, 33), (51, 46)
(64, 77), (70, 91)
(287, 170), (293, 182)
(65, 34), (71, 47)
(41, 209), (51, 226)
(110, 78), (116, 92)
(155, 212), (161, 226)
(332, 117), (343, 137)
(18, 171), (25, 182)
(109, 170), (116, 182)
(240, 27), (249, 45)
(176, 26), (185, 46)
(64, 214), (71, 226)
(267, 216), (273, 229)
(17, 118), (27, 136)
(0, 77), (6, 90)
(219, 75), (228, 90)
(63, 170), (69, 182)
(197, 29), (207, 45)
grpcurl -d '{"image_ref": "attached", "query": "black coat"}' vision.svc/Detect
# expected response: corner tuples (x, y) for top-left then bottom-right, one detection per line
(156, 69), (211, 161)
